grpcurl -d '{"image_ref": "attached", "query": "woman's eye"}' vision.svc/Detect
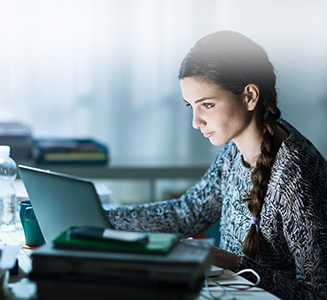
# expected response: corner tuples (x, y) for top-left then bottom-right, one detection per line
(202, 103), (214, 109)
(185, 103), (192, 109)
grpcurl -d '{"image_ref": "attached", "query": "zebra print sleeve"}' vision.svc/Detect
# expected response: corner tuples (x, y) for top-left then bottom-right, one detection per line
(105, 142), (235, 237)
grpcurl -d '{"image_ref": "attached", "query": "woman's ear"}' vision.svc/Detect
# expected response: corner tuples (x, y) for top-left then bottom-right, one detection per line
(243, 84), (260, 111)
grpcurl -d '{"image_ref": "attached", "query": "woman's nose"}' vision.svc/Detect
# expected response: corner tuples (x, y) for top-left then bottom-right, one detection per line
(192, 110), (206, 129)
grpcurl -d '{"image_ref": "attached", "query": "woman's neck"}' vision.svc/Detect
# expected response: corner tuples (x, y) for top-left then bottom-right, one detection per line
(233, 119), (262, 168)
(234, 123), (289, 169)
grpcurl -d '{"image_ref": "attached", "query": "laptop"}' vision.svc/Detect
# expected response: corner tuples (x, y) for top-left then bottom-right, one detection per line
(18, 165), (112, 243)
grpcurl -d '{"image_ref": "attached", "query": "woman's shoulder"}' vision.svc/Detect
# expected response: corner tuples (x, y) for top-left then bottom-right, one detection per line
(272, 119), (327, 197)
(277, 119), (327, 167)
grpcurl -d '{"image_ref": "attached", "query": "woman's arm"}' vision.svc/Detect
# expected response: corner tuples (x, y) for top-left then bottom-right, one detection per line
(105, 158), (223, 238)
(104, 142), (239, 238)
(212, 247), (240, 270)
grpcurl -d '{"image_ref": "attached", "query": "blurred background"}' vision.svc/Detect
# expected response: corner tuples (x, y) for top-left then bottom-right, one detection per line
(1, 0), (327, 203)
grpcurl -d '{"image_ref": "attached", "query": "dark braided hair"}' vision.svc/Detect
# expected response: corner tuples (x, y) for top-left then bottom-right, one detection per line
(179, 31), (281, 259)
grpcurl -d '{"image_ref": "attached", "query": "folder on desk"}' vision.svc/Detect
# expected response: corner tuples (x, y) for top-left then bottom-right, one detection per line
(53, 227), (180, 254)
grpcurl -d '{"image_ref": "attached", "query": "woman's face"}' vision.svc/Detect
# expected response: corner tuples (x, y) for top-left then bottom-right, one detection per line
(180, 77), (253, 146)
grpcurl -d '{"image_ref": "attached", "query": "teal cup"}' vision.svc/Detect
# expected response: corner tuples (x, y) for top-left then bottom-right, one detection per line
(19, 200), (45, 247)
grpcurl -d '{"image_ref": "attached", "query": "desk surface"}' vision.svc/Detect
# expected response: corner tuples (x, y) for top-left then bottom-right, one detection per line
(1, 228), (280, 300)
(30, 164), (210, 179)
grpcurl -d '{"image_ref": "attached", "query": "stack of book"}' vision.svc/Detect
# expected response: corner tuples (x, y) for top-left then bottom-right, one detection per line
(29, 229), (213, 300)
(0, 122), (34, 163)
(34, 138), (109, 165)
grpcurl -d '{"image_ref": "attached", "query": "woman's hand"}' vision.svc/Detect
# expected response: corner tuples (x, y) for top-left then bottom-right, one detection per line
(212, 246), (240, 271)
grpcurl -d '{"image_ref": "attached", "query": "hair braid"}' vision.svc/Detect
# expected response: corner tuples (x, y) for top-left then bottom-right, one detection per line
(242, 90), (281, 259)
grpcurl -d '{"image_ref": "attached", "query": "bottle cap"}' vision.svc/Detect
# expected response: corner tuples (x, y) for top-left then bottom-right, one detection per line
(0, 145), (10, 155)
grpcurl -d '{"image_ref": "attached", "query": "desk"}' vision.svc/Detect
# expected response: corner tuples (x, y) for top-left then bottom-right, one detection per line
(1, 229), (280, 300)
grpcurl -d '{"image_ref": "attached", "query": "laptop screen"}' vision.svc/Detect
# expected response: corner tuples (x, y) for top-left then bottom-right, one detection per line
(18, 165), (111, 243)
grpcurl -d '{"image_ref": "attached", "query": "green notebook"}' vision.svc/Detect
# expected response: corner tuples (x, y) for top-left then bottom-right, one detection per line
(53, 227), (180, 255)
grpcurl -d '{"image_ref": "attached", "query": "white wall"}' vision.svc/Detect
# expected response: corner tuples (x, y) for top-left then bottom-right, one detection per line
(1, 0), (326, 167)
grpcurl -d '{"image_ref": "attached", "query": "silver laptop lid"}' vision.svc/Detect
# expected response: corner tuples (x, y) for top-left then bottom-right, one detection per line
(18, 165), (111, 243)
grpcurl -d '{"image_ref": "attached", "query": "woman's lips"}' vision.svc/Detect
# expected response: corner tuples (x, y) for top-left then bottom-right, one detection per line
(202, 131), (214, 138)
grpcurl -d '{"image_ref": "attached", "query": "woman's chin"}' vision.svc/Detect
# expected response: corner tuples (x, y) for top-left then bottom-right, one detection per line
(208, 137), (229, 147)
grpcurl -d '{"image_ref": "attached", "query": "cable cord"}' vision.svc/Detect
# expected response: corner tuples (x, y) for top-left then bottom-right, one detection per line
(216, 268), (261, 290)
(201, 278), (236, 300)
(201, 268), (261, 300)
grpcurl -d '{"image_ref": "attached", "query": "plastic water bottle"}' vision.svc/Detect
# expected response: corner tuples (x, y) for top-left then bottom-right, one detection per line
(0, 145), (17, 231)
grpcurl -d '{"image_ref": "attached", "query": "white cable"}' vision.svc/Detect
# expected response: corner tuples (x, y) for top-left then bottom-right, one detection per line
(217, 268), (261, 290)
(201, 278), (236, 300)
(202, 268), (261, 299)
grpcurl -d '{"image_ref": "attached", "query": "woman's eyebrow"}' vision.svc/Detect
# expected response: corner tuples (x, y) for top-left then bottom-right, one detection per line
(183, 97), (213, 104)
(195, 97), (212, 103)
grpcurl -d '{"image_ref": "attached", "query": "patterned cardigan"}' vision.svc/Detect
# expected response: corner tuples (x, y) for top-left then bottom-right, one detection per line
(106, 120), (327, 300)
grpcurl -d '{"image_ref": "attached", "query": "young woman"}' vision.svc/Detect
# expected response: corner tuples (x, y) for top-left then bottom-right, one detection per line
(106, 31), (327, 299)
